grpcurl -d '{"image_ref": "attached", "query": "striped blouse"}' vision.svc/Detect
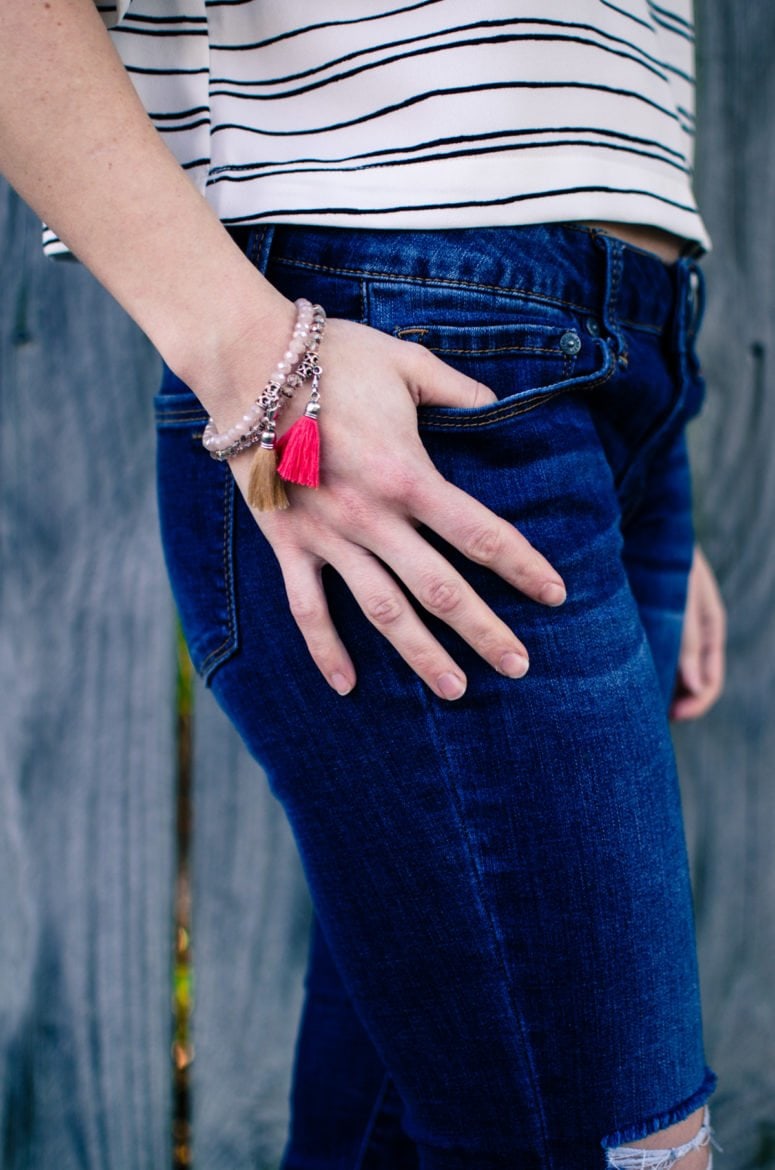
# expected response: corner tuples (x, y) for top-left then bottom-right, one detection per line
(43, 0), (709, 255)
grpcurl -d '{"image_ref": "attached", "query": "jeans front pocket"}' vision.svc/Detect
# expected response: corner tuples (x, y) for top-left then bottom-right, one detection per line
(365, 281), (616, 433)
(154, 381), (239, 684)
(411, 320), (616, 433)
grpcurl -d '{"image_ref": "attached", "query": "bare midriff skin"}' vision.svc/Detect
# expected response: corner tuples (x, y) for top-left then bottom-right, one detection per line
(579, 220), (688, 264)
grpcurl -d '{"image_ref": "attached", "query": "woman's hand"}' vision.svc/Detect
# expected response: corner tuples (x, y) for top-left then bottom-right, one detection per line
(0, 1), (561, 705)
(670, 545), (726, 721)
(227, 318), (567, 701)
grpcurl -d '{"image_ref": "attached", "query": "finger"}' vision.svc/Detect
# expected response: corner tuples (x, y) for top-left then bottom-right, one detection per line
(326, 546), (469, 700)
(401, 343), (498, 409)
(670, 691), (709, 721)
(681, 639), (724, 721)
(701, 635), (725, 699)
(678, 606), (703, 696)
(694, 546), (727, 694)
(375, 523), (531, 676)
(671, 637), (724, 721)
(409, 471), (566, 606)
(278, 552), (357, 695)
(671, 674), (721, 720)
(670, 612), (706, 721)
(699, 599), (726, 697)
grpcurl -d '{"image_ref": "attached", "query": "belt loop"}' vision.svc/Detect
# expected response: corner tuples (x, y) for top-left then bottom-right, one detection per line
(687, 259), (706, 340)
(596, 233), (628, 362)
(246, 223), (277, 274)
(672, 256), (704, 355)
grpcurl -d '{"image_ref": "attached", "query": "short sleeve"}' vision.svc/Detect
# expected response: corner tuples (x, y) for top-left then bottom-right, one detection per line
(94, 1), (133, 30)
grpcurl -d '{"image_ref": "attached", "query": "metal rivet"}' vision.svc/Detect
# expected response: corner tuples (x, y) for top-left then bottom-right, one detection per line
(560, 329), (582, 355)
(585, 316), (601, 337)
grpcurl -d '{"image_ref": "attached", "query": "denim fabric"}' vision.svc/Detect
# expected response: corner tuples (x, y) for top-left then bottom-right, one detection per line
(154, 223), (715, 1170)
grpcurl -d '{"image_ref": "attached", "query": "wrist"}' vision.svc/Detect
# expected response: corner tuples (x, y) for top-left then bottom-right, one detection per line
(158, 257), (297, 427)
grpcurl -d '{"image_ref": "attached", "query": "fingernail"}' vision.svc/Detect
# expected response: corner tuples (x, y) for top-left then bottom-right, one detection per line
(330, 672), (353, 696)
(438, 672), (466, 700)
(499, 651), (529, 678)
(539, 582), (566, 606)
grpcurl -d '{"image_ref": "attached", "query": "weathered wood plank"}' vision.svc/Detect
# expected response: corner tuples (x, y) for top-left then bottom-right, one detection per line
(3, 1), (775, 1166)
(189, 686), (311, 1169)
(0, 185), (176, 1170)
(675, 3), (775, 1167)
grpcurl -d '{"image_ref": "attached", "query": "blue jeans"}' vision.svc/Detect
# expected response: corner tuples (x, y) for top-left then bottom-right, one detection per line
(154, 223), (716, 1169)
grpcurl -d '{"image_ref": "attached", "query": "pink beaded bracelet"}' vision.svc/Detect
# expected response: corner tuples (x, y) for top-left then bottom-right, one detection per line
(201, 298), (325, 511)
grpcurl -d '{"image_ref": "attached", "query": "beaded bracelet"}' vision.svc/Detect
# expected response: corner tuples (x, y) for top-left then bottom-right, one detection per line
(201, 298), (325, 512)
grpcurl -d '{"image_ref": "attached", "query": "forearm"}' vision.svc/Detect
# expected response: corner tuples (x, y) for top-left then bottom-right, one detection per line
(0, 0), (292, 420)
(0, 0), (574, 706)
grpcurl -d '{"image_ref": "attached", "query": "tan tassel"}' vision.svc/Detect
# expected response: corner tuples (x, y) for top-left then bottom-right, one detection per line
(247, 441), (289, 512)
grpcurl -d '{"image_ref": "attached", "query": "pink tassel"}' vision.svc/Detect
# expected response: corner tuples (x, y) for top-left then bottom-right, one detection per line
(276, 410), (320, 488)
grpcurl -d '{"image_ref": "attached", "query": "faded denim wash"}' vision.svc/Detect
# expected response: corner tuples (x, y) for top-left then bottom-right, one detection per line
(154, 223), (716, 1170)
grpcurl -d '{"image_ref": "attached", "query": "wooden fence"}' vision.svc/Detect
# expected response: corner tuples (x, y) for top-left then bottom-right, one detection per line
(1, 2), (774, 1166)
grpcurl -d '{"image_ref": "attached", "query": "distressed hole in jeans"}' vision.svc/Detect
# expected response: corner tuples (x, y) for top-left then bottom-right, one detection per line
(606, 1106), (719, 1169)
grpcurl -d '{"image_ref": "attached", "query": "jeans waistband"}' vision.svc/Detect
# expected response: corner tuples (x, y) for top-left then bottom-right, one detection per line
(231, 221), (704, 346)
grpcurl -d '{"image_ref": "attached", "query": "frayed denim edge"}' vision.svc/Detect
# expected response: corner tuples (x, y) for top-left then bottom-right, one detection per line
(600, 1066), (718, 1149)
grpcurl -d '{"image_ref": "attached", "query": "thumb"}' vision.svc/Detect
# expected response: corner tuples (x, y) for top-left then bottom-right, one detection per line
(406, 346), (498, 409)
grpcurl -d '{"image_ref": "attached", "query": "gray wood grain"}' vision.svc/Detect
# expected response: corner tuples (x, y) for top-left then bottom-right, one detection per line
(188, 5), (775, 1167)
(674, 4), (775, 1167)
(189, 685), (311, 1170)
(2, 1), (775, 1167)
(0, 186), (176, 1170)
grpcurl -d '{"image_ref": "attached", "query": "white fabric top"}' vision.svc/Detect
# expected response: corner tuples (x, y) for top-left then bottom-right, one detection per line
(44, 0), (709, 255)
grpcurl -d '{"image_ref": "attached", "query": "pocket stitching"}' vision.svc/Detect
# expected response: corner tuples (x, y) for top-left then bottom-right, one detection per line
(156, 409), (207, 426)
(273, 256), (592, 316)
(154, 391), (207, 427)
(197, 472), (239, 682)
(395, 330), (570, 358)
(414, 344), (569, 356)
(418, 346), (616, 430)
